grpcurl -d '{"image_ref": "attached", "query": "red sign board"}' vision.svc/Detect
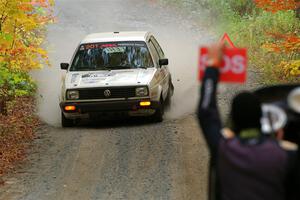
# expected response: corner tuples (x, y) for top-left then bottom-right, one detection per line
(199, 47), (247, 83)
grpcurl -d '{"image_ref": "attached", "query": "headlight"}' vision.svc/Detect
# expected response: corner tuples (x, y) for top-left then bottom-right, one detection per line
(136, 87), (148, 97)
(67, 90), (79, 100)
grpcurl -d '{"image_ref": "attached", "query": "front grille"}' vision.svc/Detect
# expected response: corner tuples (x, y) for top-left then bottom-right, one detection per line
(76, 87), (137, 100)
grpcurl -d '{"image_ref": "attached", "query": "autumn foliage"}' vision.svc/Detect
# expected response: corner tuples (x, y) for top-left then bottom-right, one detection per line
(0, 0), (54, 109)
(0, 97), (40, 177)
(255, 0), (299, 12)
(0, 0), (54, 70)
(264, 33), (300, 53)
(0, 0), (54, 179)
(255, 0), (300, 79)
(263, 33), (300, 77)
(192, 0), (299, 80)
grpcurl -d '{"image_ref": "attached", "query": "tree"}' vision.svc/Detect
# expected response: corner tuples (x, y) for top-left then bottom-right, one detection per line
(0, 0), (54, 71)
(0, 0), (54, 115)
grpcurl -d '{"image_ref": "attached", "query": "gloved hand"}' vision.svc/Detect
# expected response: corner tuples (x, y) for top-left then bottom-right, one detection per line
(206, 43), (225, 68)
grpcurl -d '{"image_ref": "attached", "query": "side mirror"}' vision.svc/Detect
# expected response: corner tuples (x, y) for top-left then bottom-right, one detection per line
(159, 58), (168, 66)
(60, 63), (69, 70)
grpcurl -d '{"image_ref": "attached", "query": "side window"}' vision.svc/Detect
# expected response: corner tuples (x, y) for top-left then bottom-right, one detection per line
(150, 36), (165, 59)
(148, 40), (160, 67)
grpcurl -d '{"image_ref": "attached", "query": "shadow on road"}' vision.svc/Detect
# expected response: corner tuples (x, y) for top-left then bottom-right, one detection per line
(74, 116), (161, 129)
(70, 103), (174, 129)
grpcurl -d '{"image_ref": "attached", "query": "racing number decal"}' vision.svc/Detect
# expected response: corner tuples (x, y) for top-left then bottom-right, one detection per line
(82, 43), (118, 50)
(81, 42), (147, 51)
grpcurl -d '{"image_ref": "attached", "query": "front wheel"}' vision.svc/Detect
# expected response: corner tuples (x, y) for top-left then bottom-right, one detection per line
(166, 81), (174, 106)
(152, 98), (164, 122)
(61, 112), (75, 127)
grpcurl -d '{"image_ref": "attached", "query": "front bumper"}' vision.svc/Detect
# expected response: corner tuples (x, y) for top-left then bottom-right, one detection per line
(60, 99), (159, 119)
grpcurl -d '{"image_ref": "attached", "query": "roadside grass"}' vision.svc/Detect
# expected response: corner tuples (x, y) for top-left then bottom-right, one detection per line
(161, 0), (300, 83)
(217, 8), (300, 84)
(0, 97), (40, 180)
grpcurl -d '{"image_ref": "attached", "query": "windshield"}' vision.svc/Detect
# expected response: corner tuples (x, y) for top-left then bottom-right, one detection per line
(70, 41), (154, 71)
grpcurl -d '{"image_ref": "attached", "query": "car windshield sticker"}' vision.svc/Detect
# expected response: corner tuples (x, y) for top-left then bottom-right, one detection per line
(118, 43), (145, 47)
(103, 47), (126, 54)
(82, 43), (118, 50)
(81, 42), (146, 51)
(80, 46), (85, 51)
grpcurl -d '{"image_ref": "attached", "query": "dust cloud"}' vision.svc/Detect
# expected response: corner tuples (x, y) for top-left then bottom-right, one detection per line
(31, 0), (212, 126)
(31, 26), (86, 127)
(162, 35), (200, 119)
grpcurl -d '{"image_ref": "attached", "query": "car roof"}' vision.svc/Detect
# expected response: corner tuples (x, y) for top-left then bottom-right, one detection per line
(81, 31), (151, 44)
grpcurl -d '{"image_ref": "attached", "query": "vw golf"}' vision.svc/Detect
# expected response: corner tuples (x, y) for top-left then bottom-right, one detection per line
(60, 31), (174, 127)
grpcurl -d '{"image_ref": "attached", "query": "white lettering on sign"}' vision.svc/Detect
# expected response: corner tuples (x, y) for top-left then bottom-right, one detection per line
(200, 55), (246, 74)
(199, 47), (247, 83)
(232, 55), (245, 74)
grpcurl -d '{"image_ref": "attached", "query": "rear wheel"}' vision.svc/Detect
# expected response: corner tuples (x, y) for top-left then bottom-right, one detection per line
(61, 112), (75, 127)
(152, 97), (164, 122)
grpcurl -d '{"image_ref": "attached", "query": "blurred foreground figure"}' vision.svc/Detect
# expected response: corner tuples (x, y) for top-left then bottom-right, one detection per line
(197, 44), (298, 200)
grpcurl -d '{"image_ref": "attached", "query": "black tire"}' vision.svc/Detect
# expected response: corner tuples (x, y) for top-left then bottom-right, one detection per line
(61, 112), (74, 127)
(169, 81), (174, 96)
(152, 98), (164, 123)
(166, 81), (174, 106)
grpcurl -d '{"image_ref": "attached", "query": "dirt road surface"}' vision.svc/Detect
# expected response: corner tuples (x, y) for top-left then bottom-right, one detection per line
(0, 0), (215, 199)
(0, 117), (208, 200)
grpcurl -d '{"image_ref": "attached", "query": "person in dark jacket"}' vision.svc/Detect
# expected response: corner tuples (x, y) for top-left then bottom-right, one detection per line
(197, 44), (298, 200)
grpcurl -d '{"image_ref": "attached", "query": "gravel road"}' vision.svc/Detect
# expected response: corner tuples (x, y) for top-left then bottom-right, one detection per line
(0, 117), (208, 200)
(0, 0), (218, 199)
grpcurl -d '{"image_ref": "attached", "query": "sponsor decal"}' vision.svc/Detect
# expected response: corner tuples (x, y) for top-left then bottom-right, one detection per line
(80, 42), (146, 51)
(81, 73), (107, 84)
(103, 47), (126, 54)
(71, 73), (80, 83)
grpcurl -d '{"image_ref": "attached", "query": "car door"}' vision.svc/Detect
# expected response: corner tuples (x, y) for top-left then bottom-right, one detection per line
(148, 36), (169, 100)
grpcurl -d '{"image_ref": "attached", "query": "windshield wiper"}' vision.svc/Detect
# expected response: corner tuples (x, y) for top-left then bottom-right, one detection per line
(97, 66), (112, 71)
(70, 66), (113, 71)
(112, 65), (149, 70)
(138, 66), (147, 69)
(111, 65), (133, 70)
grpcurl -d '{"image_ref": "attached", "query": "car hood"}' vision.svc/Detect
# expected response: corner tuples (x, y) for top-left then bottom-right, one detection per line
(65, 68), (156, 89)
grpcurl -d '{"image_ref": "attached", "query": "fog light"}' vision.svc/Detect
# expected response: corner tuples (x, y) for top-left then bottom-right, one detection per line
(65, 105), (76, 111)
(140, 101), (151, 107)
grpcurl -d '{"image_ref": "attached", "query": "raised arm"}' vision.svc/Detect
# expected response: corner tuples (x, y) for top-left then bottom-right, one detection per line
(197, 44), (224, 156)
(197, 67), (223, 156)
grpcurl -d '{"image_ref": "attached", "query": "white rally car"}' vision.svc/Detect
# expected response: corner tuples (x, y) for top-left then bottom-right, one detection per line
(60, 31), (174, 127)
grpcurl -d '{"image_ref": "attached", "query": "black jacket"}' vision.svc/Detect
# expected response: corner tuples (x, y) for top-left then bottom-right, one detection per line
(197, 67), (298, 200)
